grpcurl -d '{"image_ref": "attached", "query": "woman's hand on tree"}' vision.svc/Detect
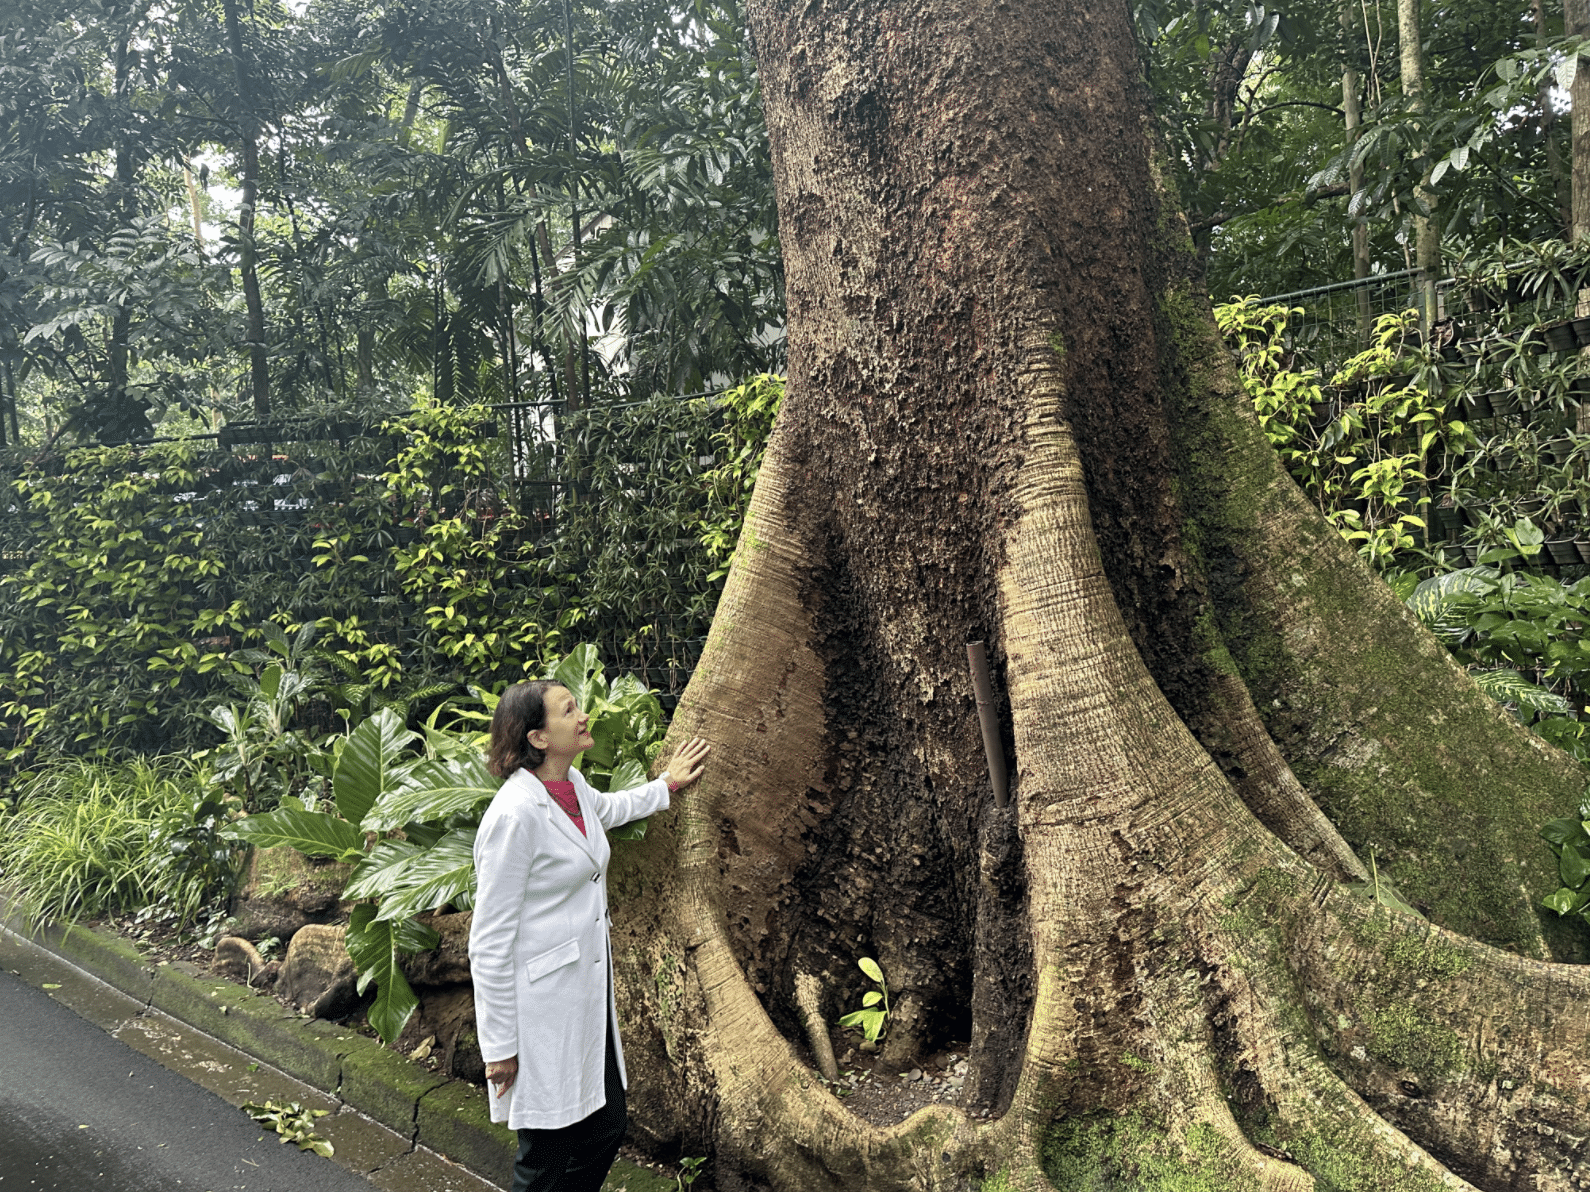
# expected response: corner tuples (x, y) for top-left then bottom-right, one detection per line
(666, 737), (712, 789)
(486, 1056), (518, 1098)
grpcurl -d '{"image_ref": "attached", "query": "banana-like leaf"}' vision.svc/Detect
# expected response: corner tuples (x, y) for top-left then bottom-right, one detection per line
(342, 838), (426, 902)
(220, 806), (365, 862)
(608, 758), (648, 791)
(1472, 668), (1574, 714)
(609, 817), (648, 842)
(346, 905), (439, 1044)
(335, 707), (419, 825)
(550, 644), (605, 710)
(1406, 566), (1498, 644)
(361, 753), (497, 833)
(373, 829), (478, 922)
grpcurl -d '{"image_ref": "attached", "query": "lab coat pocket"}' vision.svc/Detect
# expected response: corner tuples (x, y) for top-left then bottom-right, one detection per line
(524, 938), (580, 982)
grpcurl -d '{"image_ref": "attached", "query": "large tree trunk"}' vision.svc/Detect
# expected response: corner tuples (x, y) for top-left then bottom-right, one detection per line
(606, 0), (1590, 1186)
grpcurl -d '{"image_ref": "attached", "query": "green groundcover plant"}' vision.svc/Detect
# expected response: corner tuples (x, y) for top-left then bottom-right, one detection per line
(0, 757), (241, 931)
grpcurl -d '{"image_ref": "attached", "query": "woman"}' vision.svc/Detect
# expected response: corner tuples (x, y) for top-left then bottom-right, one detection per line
(470, 679), (710, 1192)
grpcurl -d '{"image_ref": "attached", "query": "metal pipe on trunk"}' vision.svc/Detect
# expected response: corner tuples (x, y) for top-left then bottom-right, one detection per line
(966, 641), (1009, 808)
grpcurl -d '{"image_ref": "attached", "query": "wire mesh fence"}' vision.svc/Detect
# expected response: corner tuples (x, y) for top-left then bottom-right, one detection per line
(1255, 269), (1454, 377)
(0, 391), (734, 723)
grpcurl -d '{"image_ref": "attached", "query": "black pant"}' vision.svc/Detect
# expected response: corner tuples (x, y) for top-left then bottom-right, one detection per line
(511, 1027), (627, 1192)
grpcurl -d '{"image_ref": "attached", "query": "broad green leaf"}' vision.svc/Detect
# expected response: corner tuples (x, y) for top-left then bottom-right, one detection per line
(1345, 878), (1425, 919)
(1561, 842), (1590, 888)
(608, 758), (648, 792)
(1472, 669), (1574, 714)
(361, 753), (497, 833)
(550, 644), (605, 710)
(586, 712), (624, 770)
(335, 707), (419, 826)
(1540, 818), (1590, 849)
(862, 991), (882, 1006)
(858, 956), (884, 984)
(220, 806), (364, 861)
(608, 817), (648, 842)
(373, 829), (479, 922)
(1406, 567), (1497, 644)
(1543, 887), (1582, 915)
(342, 838), (426, 902)
(346, 905), (437, 1044)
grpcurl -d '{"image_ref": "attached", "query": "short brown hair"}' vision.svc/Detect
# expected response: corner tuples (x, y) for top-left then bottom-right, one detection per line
(486, 681), (559, 778)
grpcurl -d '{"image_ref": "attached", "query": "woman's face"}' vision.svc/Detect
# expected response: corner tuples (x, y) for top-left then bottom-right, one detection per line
(531, 685), (593, 760)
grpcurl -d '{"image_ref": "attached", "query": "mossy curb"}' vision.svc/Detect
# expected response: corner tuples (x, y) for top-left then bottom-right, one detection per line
(340, 1035), (453, 1136)
(4, 909), (158, 1002)
(417, 1077), (517, 1186)
(150, 965), (377, 1091)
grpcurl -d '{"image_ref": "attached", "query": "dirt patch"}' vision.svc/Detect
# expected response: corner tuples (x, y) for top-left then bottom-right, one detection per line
(827, 1040), (997, 1127)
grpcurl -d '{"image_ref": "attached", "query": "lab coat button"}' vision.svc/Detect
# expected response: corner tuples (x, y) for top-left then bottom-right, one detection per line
(591, 873), (599, 882)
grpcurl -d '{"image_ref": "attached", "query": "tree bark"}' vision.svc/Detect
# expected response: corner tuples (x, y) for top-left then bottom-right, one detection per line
(1569, 0), (1590, 241)
(223, 0), (270, 419)
(1397, 0), (1438, 325)
(603, 0), (1590, 1186)
(1342, 3), (1372, 343)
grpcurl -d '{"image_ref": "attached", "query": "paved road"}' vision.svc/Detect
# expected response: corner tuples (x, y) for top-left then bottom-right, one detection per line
(0, 968), (382, 1192)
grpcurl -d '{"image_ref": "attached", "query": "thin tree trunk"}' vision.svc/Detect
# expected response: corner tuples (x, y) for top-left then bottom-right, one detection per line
(1343, 3), (1372, 343)
(1570, 0), (1590, 240)
(104, 28), (137, 441)
(183, 165), (205, 252)
(601, 0), (1590, 1185)
(223, 0), (270, 419)
(1536, 0), (1571, 235)
(1397, 0), (1438, 327)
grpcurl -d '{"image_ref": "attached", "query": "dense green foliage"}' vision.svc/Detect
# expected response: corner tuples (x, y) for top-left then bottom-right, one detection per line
(1143, 0), (1577, 297)
(0, 375), (781, 765)
(0, 757), (238, 930)
(0, 0), (779, 443)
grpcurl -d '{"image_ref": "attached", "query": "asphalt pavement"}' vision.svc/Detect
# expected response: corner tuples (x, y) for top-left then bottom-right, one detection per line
(0, 967), (382, 1192)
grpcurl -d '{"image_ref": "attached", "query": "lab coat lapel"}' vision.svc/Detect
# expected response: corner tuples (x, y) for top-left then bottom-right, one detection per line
(529, 772), (600, 861)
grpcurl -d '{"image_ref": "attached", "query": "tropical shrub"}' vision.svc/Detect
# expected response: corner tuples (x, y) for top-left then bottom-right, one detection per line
(1217, 300), (1476, 570)
(1406, 567), (1590, 761)
(221, 646), (669, 1042)
(697, 374), (785, 582)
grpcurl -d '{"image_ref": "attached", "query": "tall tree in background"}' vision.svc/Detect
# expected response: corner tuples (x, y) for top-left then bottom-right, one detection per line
(222, 0), (270, 417)
(609, 0), (1590, 1186)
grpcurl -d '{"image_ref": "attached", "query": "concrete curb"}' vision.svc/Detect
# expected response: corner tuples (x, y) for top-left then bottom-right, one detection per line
(2, 909), (671, 1191)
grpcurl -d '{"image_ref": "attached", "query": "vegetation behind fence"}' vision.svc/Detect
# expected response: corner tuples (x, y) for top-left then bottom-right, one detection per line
(0, 377), (782, 764)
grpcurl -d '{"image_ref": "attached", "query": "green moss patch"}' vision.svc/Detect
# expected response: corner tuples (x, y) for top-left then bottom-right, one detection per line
(1040, 1113), (1258, 1192)
(1365, 1003), (1464, 1076)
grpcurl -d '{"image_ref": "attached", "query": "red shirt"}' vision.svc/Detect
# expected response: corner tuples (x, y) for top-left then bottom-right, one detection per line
(542, 779), (585, 836)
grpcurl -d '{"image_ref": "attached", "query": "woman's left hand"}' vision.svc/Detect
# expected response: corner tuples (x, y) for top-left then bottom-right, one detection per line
(665, 737), (712, 790)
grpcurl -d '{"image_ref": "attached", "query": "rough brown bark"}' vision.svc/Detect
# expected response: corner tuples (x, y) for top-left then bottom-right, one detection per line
(603, 0), (1590, 1186)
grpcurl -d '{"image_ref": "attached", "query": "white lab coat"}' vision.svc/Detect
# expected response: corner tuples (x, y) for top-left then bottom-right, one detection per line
(468, 765), (670, 1130)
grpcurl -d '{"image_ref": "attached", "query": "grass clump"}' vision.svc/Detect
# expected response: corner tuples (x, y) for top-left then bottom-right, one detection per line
(0, 758), (235, 930)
